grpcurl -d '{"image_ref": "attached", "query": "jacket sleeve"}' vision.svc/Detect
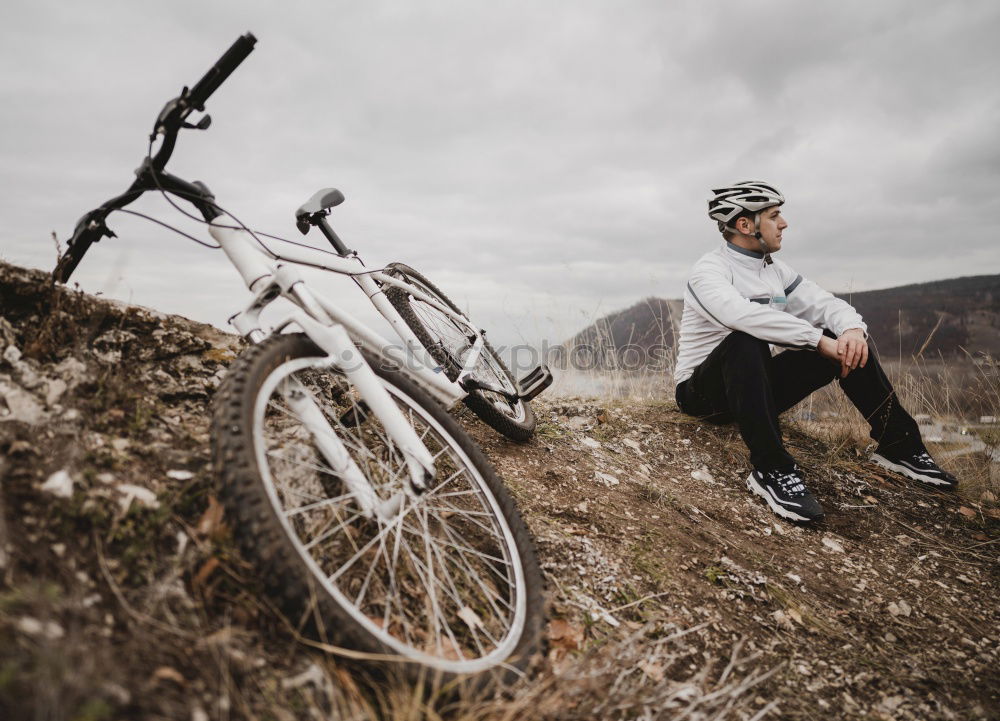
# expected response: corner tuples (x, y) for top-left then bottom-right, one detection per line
(782, 271), (867, 338)
(686, 263), (824, 349)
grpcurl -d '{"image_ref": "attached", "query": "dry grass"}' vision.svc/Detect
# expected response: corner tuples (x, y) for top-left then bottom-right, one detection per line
(550, 298), (676, 402)
(547, 321), (1000, 501)
(793, 352), (1000, 500)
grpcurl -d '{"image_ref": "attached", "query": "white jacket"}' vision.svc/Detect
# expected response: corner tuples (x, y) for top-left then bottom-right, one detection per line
(674, 241), (867, 385)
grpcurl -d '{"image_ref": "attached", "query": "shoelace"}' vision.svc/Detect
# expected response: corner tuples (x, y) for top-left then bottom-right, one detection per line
(771, 470), (806, 497)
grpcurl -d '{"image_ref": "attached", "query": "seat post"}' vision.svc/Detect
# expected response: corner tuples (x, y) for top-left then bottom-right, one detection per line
(316, 216), (351, 256)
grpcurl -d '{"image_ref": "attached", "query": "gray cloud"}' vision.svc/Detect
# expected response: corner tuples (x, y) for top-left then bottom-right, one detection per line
(2, 0), (998, 349)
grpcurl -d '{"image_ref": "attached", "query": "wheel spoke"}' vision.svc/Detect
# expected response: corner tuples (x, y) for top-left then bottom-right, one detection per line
(403, 524), (513, 619)
(398, 531), (465, 659)
(249, 338), (532, 671)
(437, 518), (515, 615)
(266, 447), (336, 479)
(421, 522), (496, 654)
(302, 506), (367, 552)
(283, 491), (356, 518)
(422, 496), (505, 537)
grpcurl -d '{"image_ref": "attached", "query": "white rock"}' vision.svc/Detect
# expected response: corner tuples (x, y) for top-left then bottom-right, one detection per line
(116, 484), (160, 511)
(879, 695), (905, 712)
(167, 469), (194, 481)
(3, 345), (22, 363)
(594, 472), (620, 487)
(41, 470), (74, 498)
(691, 467), (715, 483)
(771, 609), (796, 631)
(580, 436), (601, 449)
(176, 531), (189, 557)
(822, 536), (846, 554)
(54, 357), (89, 388)
(0, 383), (45, 424)
(17, 617), (45, 636)
(786, 573), (802, 584)
(16, 616), (64, 639)
(622, 438), (643, 454)
(45, 378), (68, 406)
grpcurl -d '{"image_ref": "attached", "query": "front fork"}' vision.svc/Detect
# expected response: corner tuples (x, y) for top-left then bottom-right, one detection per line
(226, 264), (438, 520)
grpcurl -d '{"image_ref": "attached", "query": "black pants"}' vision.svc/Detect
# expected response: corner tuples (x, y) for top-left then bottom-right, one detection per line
(675, 331), (923, 472)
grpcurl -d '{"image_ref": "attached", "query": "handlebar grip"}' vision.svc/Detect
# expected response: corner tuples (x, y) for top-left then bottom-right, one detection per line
(187, 32), (257, 111)
(53, 229), (96, 283)
(53, 211), (111, 283)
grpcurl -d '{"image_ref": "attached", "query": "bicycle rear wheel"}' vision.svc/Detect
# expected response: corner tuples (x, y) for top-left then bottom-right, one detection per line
(383, 263), (537, 442)
(212, 333), (544, 680)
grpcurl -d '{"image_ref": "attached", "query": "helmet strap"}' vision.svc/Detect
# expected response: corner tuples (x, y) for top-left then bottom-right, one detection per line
(752, 212), (773, 265)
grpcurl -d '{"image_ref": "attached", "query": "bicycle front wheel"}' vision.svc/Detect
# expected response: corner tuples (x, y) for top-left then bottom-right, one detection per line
(383, 263), (537, 442)
(212, 333), (544, 680)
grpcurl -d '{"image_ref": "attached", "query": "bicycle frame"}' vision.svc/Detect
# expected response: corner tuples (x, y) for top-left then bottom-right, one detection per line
(215, 222), (498, 406)
(210, 222), (489, 508)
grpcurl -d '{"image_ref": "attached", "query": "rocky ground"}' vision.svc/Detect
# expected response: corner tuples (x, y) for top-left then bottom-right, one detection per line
(1, 260), (998, 720)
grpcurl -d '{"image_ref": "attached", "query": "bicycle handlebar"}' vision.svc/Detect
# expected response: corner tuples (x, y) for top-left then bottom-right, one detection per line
(53, 33), (257, 284)
(187, 33), (257, 111)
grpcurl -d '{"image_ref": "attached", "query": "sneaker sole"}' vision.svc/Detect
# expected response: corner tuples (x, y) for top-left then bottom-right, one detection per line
(870, 453), (956, 489)
(746, 473), (821, 523)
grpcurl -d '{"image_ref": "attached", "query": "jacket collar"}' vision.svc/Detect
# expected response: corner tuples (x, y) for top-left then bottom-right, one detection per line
(723, 240), (765, 266)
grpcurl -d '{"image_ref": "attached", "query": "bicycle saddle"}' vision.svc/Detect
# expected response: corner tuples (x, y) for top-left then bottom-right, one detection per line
(295, 188), (345, 220)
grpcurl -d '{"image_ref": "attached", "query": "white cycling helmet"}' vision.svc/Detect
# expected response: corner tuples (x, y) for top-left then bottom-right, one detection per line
(707, 181), (785, 263)
(707, 181), (785, 232)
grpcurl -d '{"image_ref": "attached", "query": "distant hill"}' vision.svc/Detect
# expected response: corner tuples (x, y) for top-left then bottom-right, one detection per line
(563, 297), (683, 369)
(565, 274), (1000, 366)
(837, 275), (1000, 358)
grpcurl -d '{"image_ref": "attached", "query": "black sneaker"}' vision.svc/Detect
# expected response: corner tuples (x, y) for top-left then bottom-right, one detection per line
(871, 449), (958, 489)
(747, 466), (825, 522)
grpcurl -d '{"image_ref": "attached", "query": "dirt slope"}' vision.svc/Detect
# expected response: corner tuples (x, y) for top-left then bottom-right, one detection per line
(1, 260), (998, 720)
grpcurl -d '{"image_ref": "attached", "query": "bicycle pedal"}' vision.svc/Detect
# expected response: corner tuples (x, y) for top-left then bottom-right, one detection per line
(517, 365), (553, 402)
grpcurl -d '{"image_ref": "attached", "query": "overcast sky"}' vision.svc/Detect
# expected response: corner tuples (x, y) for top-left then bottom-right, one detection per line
(2, 0), (998, 349)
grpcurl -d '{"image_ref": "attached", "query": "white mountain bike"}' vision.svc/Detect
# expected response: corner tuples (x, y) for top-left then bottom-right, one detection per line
(53, 33), (546, 681)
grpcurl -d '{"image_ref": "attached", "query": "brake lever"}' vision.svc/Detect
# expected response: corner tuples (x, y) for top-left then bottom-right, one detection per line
(182, 114), (212, 130)
(74, 213), (117, 245)
(53, 213), (117, 283)
(152, 86), (194, 139)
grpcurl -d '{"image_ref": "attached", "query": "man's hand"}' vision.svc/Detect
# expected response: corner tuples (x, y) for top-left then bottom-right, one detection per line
(817, 329), (868, 378)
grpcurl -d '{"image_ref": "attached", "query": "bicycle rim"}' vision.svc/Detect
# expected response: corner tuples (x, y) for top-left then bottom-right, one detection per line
(250, 356), (528, 673)
(401, 277), (527, 424)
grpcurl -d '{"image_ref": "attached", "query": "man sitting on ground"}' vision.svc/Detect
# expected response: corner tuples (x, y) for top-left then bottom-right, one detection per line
(674, 181), (956, 522)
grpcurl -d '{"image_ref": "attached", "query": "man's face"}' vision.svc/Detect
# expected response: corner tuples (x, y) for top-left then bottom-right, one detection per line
(758, 206), (787, 252)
